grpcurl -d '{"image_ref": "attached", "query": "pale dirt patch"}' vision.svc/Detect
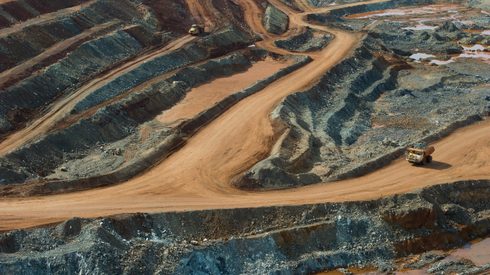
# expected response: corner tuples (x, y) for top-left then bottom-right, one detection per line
(156, 58), (290, 125)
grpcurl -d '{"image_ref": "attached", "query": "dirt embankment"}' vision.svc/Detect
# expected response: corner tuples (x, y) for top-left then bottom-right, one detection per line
(0, 0), (153, 73)
(0, 21), (121, 89)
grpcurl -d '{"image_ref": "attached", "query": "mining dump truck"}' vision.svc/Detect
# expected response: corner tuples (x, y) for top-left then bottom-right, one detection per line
(188, 24), (204, 36)
(406, 143), (435, 165)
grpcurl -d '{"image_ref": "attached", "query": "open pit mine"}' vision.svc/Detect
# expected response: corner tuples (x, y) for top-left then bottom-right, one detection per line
(0, 0), (489, 274)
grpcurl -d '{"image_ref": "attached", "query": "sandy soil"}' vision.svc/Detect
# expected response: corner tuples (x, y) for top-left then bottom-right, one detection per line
(0, 35), (195, 156)
(1, 0), (488, 232)
(157, 58), (290, 125)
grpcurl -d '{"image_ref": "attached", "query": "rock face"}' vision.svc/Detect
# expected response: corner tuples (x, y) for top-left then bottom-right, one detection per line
(0, 0), (87, 28)
(263, 4), (289, 35)
(0, 180), (489, 274)
(382, 196), (437, 229)
(0, 0), (164, 136)
(0, 0), (155, 73)
(440, 21), (459, 32)
(140, 0), (194, 33)
(275, 28), (333, 52)
(72, 26), (254, 113)
(0, 30), (145, 134)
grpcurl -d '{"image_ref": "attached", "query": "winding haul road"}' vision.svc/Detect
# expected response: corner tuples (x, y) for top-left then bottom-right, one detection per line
(0, 0), (488, 231)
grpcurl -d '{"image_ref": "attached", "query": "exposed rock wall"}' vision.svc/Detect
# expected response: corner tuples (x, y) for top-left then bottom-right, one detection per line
(308, 0), (433, 24)
(0, 0), (153, 73)
(274, 28), (332, 52)
(212, 0), (250, 33)
(263, 4), (289, 35)
(0, 29), (145, 135)
(0, 0), (165, 137)
(138, 0), (192, 33)
(0, 0), (88, 28)
(276, 0), (302, 11)
(366, 21), (474, 56)
(1, 180), (489, 274)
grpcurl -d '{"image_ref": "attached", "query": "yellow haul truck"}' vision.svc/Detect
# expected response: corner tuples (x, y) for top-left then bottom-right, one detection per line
(188, 24), (204, 36)
(406, 143), (435, 165)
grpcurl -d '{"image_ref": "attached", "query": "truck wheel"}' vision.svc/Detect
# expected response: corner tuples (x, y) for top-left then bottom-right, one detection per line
(426, 156), (432, 163)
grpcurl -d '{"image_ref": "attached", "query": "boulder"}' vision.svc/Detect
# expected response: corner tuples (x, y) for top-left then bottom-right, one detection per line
(419, 31), (431, 40)
(440, 21), (459, 32)
(445, 45), (463, 54)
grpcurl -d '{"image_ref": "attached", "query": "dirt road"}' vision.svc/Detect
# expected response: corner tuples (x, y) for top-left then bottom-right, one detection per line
(0, 117), (488, 232)
(0, 35), (195, 156)
(157, 58), (291, 125)
(0, 0), (488, 232)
